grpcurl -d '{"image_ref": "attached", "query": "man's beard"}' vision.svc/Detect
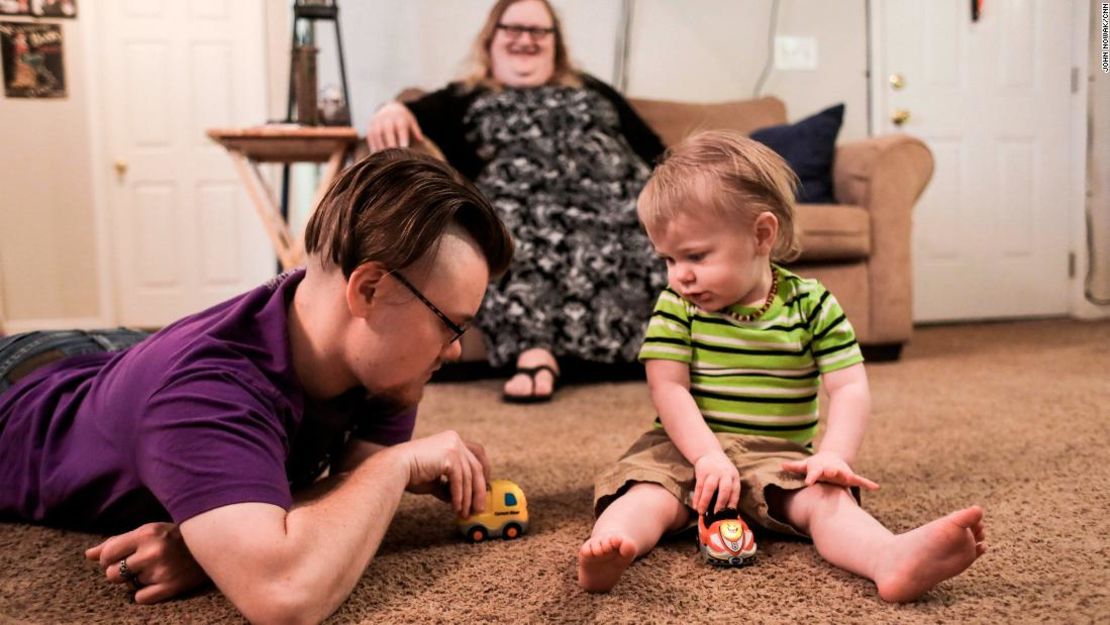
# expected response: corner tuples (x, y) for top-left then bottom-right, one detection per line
(364, 381), (423, 414)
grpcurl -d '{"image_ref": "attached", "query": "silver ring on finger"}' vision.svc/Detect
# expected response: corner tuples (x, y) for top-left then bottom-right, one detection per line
(118, 557), (144, 591)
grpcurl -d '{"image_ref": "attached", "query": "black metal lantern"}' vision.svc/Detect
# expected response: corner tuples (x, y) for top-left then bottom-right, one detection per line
(288, 0), (351, 126)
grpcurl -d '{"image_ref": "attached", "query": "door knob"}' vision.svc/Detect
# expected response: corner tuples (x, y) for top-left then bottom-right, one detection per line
(889, 73), (905, 90)
(113, 159), (128, 176)
(891, 109), (911, 126)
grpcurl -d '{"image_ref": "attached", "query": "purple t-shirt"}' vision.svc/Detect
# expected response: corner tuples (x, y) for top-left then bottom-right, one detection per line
(0, 270), (416, 531)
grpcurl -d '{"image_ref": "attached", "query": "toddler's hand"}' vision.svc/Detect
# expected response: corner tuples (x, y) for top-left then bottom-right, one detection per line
(782, 451), (879, 490)
(693, 451), (740, 514)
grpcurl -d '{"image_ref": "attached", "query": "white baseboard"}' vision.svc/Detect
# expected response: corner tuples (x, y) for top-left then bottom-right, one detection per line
(3, 316), (115, 334)
(1071, 301), (1110, 320)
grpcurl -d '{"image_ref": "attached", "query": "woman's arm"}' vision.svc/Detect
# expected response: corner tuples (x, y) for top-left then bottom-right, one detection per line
(366, 101), (426, 151)
(401, 84), (486, 180)
(582, 73), (666, 165)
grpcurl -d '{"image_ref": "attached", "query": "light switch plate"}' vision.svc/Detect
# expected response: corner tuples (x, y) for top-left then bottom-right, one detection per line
(774, 36), (818, 70)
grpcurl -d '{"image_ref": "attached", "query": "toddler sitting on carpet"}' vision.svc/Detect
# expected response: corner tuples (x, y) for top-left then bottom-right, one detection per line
(577, 130), (987, 601)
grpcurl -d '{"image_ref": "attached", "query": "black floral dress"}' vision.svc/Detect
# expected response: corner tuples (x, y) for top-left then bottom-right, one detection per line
(405, 76), (667, 368)
(464, 86), (664, 366)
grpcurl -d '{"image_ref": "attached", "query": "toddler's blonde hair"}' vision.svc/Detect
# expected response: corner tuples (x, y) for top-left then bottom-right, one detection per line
(638, 130), (802, 262)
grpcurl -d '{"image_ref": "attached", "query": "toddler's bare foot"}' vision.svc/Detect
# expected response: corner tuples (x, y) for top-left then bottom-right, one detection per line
(577, 534), (637, 593)
(874, 505), (987, 602)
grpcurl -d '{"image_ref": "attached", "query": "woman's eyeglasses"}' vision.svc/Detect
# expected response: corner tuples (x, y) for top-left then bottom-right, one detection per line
(496, 23), (555, 41)
(390, 271), (469, 344)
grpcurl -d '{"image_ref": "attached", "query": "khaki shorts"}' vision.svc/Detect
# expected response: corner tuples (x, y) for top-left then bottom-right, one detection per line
(594, 429), (851, 538)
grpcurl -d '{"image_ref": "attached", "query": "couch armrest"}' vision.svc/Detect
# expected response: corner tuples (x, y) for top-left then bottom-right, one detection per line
(833, 134), (933, 207)
(832, 134), (934, 344)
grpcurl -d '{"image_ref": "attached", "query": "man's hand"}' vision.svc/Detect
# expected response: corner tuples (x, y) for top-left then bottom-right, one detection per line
(84, 522), (209, 604)
(397, 430), (489, 518)
(692, 451), (741, 514)
(782, 451), (880, 490)
(366, 101), (425, 152)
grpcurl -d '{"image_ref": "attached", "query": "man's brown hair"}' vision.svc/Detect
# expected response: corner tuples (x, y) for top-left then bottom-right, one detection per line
(304, 149), (513, 278)
(638, 130), (802, 263)
(461, 0), (581, 91)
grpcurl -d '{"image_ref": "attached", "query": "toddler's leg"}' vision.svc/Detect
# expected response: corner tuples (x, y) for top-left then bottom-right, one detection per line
(578, 483), (690, 592)
(776, 483), (987, 602)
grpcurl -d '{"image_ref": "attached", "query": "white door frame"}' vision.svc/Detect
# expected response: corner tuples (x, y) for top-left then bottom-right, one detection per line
(867, 0), (1098, 321)
(80, 3), (117, 329)
(1067, 0), (1107, 320)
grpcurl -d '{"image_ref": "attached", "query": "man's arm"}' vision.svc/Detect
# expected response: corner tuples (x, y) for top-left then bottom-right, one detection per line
(179, 430), (485, 625)
(337, 439), (386, 472)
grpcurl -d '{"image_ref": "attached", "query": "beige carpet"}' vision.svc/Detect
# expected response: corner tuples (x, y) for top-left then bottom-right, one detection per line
(1, 319), (1108, 624)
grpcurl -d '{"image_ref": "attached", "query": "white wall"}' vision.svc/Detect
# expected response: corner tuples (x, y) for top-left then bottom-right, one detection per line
(315, 0), (622, 134)
(0, 15), (101, 326)
(331, 0), (868, 140)
(627, 0), (869, 140)
(2, 1), (1101, 327)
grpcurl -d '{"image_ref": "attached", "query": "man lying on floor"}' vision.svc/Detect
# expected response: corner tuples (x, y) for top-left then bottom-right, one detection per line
(0, 150), (513, 624)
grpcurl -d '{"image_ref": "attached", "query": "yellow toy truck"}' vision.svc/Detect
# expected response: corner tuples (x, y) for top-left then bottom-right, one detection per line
(457, 479), (529, 542)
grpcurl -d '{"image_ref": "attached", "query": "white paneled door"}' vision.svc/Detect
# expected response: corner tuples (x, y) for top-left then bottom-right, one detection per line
(98, 0), (273, 327)
(872, 1), (1075, 321)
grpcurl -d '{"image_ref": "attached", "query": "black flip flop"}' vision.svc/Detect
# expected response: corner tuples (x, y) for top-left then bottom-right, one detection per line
(502, 364), (560, 404)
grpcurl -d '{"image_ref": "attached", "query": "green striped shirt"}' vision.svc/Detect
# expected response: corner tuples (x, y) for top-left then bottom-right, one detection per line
(638, 265), (864, 445)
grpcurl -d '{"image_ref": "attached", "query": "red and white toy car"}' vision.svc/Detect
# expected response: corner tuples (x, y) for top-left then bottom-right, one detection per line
(697, 505), (757, 566)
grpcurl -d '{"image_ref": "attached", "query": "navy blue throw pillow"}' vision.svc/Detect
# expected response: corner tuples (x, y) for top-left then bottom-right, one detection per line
(749, 103), (844, 204)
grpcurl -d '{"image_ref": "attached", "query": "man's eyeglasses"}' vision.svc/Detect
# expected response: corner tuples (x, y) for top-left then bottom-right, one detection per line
(496, 23), (555, 41)
(390, 271), (469, 344)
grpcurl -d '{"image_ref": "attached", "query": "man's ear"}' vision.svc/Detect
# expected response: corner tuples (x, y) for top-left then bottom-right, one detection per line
(754, 211), (779, 255)
(345, 262), (389, 319)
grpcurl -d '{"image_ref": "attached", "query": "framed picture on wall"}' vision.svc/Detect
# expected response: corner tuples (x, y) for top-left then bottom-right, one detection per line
(1, 22), (66, 98)
(31, 0), (75, 18)
(0, 0), (30, 16)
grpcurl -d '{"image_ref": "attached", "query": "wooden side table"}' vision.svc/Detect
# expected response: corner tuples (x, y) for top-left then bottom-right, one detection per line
(207, 125), (359, 270)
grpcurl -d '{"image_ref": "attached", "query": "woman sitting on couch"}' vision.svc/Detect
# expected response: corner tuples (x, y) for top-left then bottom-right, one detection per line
(366, 0), (665, 403)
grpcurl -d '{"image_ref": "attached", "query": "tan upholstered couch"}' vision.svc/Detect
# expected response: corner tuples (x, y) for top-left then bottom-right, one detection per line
(401, 93), (934, 362)
(628, 96), (934, 360)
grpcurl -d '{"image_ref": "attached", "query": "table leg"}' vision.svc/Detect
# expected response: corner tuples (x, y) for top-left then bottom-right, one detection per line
(228, 151), (301, 270)
(288, 147), (347, 266)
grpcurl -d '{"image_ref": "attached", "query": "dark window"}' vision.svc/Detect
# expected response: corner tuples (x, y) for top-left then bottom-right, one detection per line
(504, 493), (518, 507)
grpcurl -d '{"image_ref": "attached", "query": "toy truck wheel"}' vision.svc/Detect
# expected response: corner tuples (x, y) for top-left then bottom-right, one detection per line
(467, 526), (488, 543)
(502, 523), (522, 540)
